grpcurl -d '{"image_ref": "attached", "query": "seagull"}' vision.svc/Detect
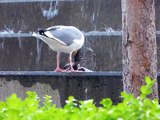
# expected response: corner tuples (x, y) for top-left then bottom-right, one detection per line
(32, 25), (85, 72)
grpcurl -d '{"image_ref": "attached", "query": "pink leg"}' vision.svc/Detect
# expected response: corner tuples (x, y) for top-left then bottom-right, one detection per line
(68, 52), (76, 72)
(54, 52), (65, 72)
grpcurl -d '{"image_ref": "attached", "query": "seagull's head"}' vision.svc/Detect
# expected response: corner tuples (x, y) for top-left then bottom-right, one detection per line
(63, 49), (82, 70)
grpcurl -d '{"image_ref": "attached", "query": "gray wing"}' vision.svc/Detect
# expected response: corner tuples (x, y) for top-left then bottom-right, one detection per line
(44, 26), (83, 46)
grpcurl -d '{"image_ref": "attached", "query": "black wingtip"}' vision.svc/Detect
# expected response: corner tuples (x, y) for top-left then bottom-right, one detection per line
(38, 29), (45, 35)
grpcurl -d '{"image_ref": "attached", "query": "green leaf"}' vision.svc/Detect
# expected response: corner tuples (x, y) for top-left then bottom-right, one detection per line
(100, 98), (112, 108)
(145, 76), (152, 85)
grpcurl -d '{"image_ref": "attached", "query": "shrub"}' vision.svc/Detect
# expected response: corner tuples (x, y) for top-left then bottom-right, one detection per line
(0, 76), (159, 120)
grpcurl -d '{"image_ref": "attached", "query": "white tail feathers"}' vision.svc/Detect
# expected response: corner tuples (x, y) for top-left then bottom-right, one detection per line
(32, 32), (39, 37)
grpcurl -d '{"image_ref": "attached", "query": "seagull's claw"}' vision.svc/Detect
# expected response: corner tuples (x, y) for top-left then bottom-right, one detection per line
(65, 67), (80, 72)
(54, 68), (66, 72)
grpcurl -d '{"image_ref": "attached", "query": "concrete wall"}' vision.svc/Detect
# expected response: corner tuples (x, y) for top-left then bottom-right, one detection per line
(0, 71), (123, 107)
(0, 0), (122, 71)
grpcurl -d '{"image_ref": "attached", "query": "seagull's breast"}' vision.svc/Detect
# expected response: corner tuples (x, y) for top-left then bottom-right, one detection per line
(69, 36), (85, 52)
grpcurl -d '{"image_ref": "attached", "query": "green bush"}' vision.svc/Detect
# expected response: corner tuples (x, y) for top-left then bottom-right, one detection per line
(0, 76), (160, 120)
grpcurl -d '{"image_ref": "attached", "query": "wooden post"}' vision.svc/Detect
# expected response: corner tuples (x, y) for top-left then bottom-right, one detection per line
(122, 0), (158, 98)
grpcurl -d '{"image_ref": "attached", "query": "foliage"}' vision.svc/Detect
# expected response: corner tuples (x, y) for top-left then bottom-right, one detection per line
(0, 76), (159, 120)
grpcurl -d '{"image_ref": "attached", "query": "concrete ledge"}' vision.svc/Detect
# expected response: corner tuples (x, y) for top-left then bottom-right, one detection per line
(0, 71), (123, 107)
(0, 0), (75, 3)
(0, 71), (122, 77)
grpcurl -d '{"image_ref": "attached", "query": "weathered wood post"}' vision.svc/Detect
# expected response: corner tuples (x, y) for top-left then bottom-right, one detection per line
(122, 0), (158, 98)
